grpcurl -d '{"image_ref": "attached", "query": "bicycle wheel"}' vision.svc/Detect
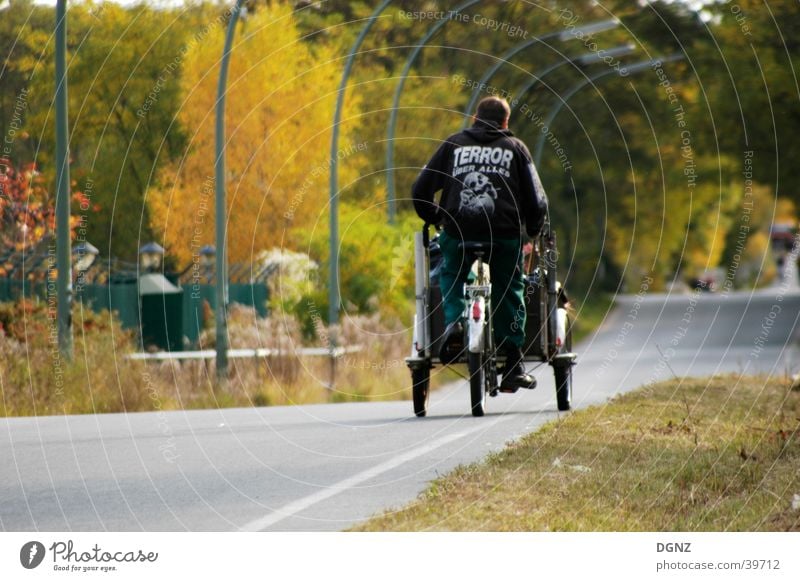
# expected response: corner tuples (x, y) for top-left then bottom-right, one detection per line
(411, 367), (430, 417)
(468, 351), (486, 417)
(554, 363), (572, 411)
(553, 313), (573, 411)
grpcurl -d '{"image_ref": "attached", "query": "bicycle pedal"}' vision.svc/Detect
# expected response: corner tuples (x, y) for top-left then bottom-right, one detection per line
(489, 389), (499, 397)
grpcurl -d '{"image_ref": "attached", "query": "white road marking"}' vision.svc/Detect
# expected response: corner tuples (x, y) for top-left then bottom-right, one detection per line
(240, 416), (511, 531)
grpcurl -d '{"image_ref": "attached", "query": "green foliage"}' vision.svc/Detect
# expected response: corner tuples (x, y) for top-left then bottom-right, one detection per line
(703, 0), (800, 199)
(2, 0), (797, 314)
(1, 0), (212, 259)
(292, 204), (419, 336)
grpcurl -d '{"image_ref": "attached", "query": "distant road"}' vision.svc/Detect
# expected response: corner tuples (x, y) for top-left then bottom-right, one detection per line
(2, 289), (799, 531)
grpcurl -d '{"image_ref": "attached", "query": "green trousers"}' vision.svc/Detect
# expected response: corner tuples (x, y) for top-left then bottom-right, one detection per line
(437, 230), (526, 349)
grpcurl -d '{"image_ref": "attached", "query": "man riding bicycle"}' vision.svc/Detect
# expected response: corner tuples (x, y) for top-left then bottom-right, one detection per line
(411, 96), (548, 391)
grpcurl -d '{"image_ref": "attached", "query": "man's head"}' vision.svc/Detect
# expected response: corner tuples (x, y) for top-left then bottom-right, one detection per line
(475, 96), (510, 129)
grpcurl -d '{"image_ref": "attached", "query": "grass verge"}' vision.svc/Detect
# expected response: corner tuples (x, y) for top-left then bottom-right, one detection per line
(355, 374), (800, 531)
(571, 292), (615, 344)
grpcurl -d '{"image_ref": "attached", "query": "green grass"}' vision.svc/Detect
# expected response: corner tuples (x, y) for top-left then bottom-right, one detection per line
(571, 292), (615, 344)
(355, 374), (800, 531)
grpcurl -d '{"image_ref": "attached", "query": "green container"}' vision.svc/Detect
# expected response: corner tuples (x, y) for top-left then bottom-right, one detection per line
(139, 273), (184, 351)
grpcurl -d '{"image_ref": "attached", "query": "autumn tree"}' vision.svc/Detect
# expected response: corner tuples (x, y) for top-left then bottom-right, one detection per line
(148, 2), (364, 268)
(0, 158), (54, 255)
(1, 0), (214, 259)
(0, 156), (98, 279)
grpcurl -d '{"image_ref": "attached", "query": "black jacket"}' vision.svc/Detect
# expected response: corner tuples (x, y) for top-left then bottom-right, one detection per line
(412, 121), (548, 239)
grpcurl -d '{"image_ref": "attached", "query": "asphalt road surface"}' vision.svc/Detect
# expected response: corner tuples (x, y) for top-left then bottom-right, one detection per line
(2, 288), (799, 531)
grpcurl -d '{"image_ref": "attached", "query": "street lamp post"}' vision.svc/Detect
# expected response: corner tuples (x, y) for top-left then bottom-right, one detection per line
(214, 0), (245, 383)
(385, 18), (623, 223)
(533, 55), (684, 166)
(385, 0), (481, 223)
(459, 18), (620, 129)
(328, 0), (392, 339)
(511, 44), (636, 105)
(55, 0), (72, 359)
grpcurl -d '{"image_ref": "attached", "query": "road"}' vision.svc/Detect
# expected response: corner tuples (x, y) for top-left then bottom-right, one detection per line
(2, 289), (799, 531)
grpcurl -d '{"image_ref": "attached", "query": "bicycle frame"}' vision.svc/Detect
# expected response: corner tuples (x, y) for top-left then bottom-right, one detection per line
(465, 253), (490, 354)
(407, 221), (577, 416)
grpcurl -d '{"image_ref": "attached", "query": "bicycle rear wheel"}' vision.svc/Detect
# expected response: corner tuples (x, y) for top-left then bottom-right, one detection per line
(468, 351), (486, 416)
(553, 312), (573, 411)
(411, 367), (430, 417)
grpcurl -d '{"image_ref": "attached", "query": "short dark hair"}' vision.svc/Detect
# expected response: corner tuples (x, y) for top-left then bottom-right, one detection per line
(475, 96), (510, 124)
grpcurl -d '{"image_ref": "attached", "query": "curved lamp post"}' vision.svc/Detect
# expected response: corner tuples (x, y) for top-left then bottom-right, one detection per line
(328, 0), (392, 337)
(385, 18), (623, 222)
(385, 0), (481, 223)
(511, 43), (636, 105)
(55, 0), (72, 358)
(533, 55), (684, 167)
(215, 0), (245, 381)
(459, 18), (620, 129)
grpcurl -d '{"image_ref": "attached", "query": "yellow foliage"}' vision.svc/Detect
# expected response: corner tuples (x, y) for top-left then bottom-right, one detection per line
(148, 3), (364, 266)
(775, 198), (797, 226)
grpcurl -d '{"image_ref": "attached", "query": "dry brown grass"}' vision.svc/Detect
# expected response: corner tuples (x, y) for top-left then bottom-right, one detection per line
(356, 375), (800, 531)
(0, 300), (415, 417)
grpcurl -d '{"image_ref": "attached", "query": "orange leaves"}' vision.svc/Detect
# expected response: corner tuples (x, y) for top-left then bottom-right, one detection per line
(148, 3), (364, 267)
(1, 158), (100, 254)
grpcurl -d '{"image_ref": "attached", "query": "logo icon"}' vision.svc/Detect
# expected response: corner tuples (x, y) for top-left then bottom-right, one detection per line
(20, 541), (45, 569)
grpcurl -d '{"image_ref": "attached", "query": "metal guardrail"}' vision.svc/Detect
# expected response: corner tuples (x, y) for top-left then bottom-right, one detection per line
(125, 345), (364, 361)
